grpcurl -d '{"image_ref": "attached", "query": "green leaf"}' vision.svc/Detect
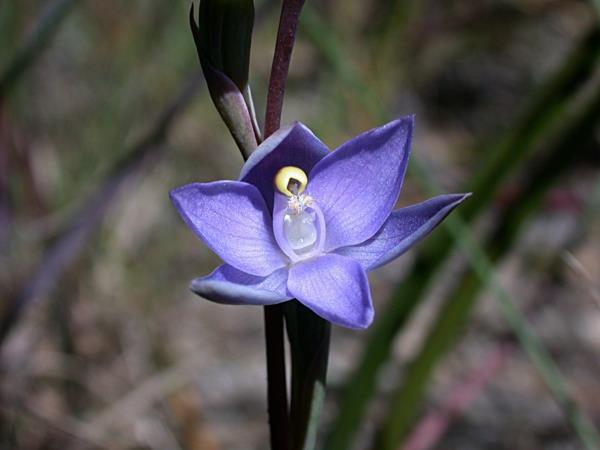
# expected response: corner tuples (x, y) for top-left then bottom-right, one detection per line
(306, 11), (600, 448)
(375, 82), (600, 450)
(283, 301), (331, 450)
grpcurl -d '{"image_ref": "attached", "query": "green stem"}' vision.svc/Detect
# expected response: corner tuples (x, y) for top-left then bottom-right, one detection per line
(284, 302), (331, 450)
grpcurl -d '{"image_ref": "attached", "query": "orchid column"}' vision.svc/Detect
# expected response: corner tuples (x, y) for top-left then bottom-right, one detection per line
(172, 1), (468, 449)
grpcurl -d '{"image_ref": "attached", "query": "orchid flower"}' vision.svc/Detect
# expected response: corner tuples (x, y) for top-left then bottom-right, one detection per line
(170, 116), (469, 329)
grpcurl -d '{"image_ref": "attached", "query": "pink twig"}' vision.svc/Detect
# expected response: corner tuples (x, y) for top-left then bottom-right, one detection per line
(403, 342), (513, 450)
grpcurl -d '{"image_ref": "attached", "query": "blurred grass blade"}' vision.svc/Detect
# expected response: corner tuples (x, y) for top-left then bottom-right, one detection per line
(0, 73), (203, 346)
(376, 85), (600, 449)
(0, 0), (81, 99)
(460, 27), (600, 221)
(190, 1), (258, 157)
(592, 0), (600, 18)
(299, 7), (600, 449)
(283, 301), (331, 450)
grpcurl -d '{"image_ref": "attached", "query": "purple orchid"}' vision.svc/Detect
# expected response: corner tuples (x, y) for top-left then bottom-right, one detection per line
(170, 116), (469, 329)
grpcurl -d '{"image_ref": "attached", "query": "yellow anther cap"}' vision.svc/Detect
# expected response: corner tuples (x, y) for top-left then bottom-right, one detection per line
(274, 166), (308, 197)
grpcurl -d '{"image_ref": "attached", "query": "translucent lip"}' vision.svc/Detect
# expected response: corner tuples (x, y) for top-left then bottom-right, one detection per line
(272, 192), (326, 263)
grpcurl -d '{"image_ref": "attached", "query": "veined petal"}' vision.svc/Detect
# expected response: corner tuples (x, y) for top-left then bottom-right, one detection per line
(240, 122), (329, 209)
(170, 181), (287, 277)
(336, 193), (470, 271)
(287, 254), (373, 329)
(190, 264), (291, 305)
(307, 116), (414, 252)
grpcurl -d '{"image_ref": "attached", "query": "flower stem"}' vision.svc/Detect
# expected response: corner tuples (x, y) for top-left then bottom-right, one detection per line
(284, 301), (331, 450)
(264, 0), (306, 137)
(262, 1), (307, 448)
(263, 305), (290, 450)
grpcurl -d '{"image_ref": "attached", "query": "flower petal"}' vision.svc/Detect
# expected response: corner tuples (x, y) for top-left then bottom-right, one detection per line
(170, 181), (287, 276)
(240, 122), (329, 209)
(336, 193), (470, 270)
(287, 254), (374, 329)
(190, 264), (291, 305)
(307, 116), (414, 252)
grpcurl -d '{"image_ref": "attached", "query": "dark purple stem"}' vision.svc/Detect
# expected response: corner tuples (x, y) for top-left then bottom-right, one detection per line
(264, 0), (306, 137)
(262, 1), (306, 449)
(263, 305), (290, 450)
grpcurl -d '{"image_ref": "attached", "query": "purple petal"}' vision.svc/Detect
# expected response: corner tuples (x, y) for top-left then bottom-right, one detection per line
(240, 122), (329, 209)
(336, 193), (470, 270)
(287, 254), (374, 329)
(307, 116), (414, 252)
(190, 264), (291, 305)
(170, 181), (287, 277)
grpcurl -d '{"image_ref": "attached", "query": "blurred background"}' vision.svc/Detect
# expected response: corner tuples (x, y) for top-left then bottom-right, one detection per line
(1, 0), (599, 449)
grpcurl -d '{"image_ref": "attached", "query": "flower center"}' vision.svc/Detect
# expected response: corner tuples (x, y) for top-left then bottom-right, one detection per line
(273, 166), (325, 261)
(283, 208), (317, 254)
